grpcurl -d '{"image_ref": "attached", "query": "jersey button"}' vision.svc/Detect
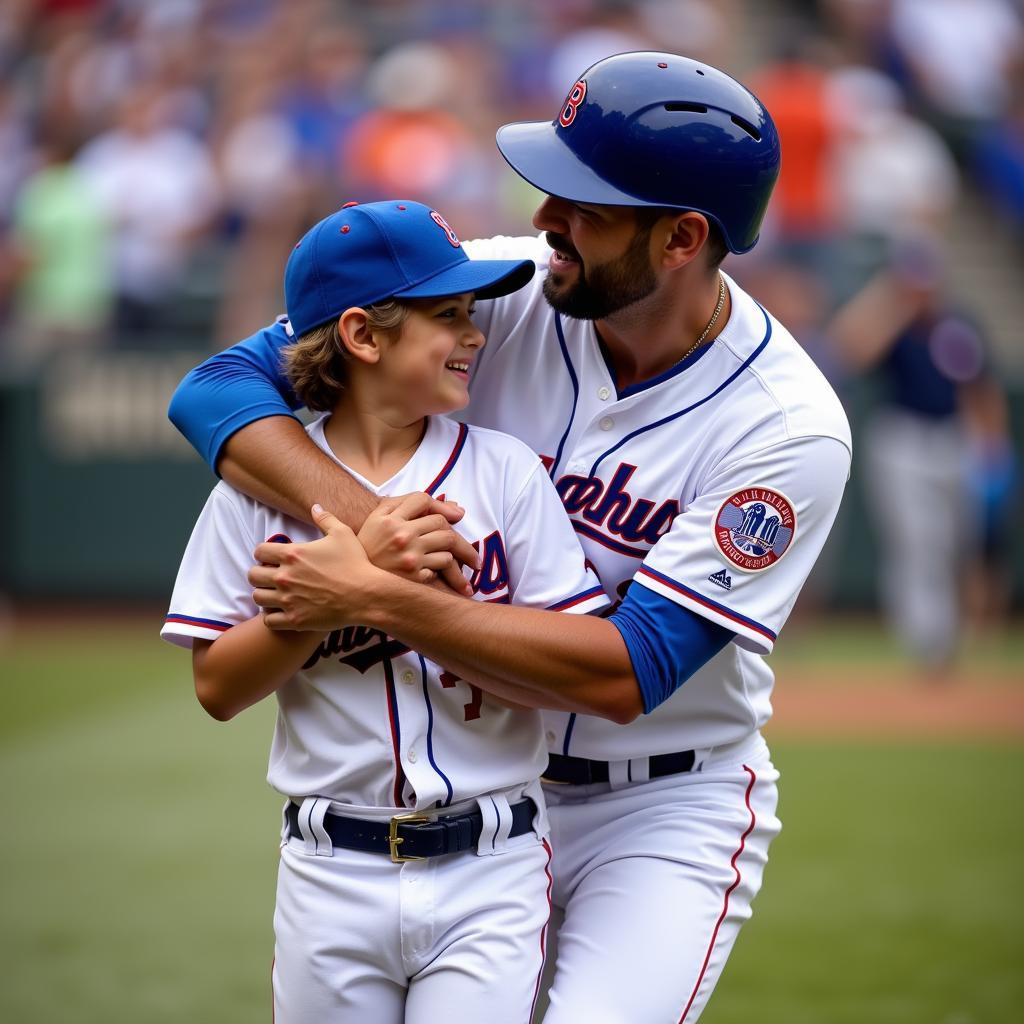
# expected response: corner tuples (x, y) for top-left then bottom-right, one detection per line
(599, 417), (614, 431)
(401, 670), (415, 685)
(598, 386), (611, 401)
(408, 748), (418, 763)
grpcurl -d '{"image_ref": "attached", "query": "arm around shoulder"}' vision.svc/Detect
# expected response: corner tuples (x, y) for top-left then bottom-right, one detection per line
(168, 319), (302, 469)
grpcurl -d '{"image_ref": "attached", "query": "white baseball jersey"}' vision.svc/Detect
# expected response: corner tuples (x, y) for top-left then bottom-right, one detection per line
(462, 234), (852, 760)
(162, 413), (608, 810)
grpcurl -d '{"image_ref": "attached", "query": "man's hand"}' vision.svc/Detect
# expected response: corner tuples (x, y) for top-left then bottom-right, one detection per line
(359, 492), (476, 596)
(251, 505), (387, 630)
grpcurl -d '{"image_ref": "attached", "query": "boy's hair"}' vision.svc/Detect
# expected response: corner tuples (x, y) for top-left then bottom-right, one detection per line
(284, 300), (410, 412)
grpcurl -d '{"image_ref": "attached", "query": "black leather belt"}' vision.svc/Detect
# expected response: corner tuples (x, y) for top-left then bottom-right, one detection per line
(286, 799), (536, 863)
(542, 751), (696, 785)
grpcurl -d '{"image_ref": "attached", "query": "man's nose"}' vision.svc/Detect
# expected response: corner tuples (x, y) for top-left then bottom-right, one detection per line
(532, 194), (571, 232)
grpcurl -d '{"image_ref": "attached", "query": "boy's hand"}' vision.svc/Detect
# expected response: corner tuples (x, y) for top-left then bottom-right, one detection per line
(358, 492), (475, 596)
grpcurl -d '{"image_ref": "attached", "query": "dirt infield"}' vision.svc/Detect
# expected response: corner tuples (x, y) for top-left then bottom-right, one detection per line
(5, 607), (1021, 741)
(768, 668), (1024, 740)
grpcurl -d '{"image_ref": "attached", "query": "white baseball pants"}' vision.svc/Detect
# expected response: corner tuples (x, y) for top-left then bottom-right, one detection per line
(272, 798), (553, 1023)
(863, 408), (973, 665)
(539, 734), (781, 1023)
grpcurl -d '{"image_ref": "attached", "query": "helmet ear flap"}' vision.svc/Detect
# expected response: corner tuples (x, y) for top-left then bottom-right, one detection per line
(496, 51), (781, 254)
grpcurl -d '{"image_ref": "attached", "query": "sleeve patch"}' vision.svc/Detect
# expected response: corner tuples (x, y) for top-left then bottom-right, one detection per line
(713, 487), (796, 572)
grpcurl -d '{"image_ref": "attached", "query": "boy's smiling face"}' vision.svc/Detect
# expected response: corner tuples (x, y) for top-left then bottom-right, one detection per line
(377, 293), (484, 417)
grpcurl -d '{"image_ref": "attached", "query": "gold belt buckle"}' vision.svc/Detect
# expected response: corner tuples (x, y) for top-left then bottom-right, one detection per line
(388, 812), (429, 863)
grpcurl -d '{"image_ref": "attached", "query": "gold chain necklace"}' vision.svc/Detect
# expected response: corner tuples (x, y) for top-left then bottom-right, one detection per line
(676, 273), (726, 366)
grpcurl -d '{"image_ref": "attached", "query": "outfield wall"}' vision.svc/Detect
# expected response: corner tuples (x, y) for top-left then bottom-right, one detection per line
(2, 350), (1021, 606)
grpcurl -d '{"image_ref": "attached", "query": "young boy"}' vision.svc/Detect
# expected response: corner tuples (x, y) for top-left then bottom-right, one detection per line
(160, 200), (608, 1023)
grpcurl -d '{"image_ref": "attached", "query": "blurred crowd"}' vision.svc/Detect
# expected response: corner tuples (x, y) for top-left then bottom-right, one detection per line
(0, 0), (1020, 661)
(1, 0), (1022, 347)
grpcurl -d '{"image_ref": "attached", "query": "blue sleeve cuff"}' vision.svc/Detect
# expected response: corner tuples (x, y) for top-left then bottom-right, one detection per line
(609, 583), (733, 714)
(168, 320), (302, 470)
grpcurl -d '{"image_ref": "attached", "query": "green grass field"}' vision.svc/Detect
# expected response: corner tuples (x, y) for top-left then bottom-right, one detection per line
(1, 619), (1021, 1023)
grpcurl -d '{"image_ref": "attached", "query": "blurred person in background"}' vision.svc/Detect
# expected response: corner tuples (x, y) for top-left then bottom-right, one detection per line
(974, 61), (1024, 238)
(209, 24), (325, 343)
(542, 1), (651, 103)
(634, 0), (738, 69)
(815, 0), (893, 66)
(885, 0), (1024, 162)
(5, 124), (113, 371)
(0, 74), (35, 324)
(961, 364), (1018, 635)
(0, 74), (36, 220)
(749, 27), (843, 277)
(825, 65), (959, 296)
(74, 79), (220, 341)
(827, 238), (1015, 674)
(339, 40), (495, 238)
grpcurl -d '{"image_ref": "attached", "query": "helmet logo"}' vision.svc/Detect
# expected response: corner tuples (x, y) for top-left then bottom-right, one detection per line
(429, 210), (461, 248)
(559, 80), (587, 128)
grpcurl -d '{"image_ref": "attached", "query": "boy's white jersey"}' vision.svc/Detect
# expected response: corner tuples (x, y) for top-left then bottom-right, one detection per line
(463, 234), (853, 760)
(162, 414), (608, 809)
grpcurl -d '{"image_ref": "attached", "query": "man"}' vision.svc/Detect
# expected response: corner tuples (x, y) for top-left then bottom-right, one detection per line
(828, 238), (1012, 672)
(170, 52), (851, 1022)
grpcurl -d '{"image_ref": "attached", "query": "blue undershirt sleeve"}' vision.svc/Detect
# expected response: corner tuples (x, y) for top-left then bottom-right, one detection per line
(168, 319), (304, 471)
(609, 583), (734, 714)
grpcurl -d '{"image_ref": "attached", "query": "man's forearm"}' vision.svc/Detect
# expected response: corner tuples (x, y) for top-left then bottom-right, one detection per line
(419, 651), (589, 716)
(219, 417), (377, 526)
(362, 576), (642, 724)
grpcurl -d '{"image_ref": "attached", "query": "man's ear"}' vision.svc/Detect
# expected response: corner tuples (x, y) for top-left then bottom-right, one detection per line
(661, 211), (710, 270)
(337, 308), (381, 365)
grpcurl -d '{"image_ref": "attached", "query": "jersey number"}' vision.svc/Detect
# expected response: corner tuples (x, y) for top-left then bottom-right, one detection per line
(439, 670), (482, 721)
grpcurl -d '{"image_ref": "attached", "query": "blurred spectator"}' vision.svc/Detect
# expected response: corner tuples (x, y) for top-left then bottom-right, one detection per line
(750, 31), (842, 268)
(544, 7), (650, 102)
(636, 0), (737, 68)
(5, 124), (112, 370)
(36, 9), (141, 138)
(75, 80), (219, 340)
(208, 26), (320, 343)
(827, 66), (959, 294)
(960, 368), (1018, 634)
(973, 63), (1024, 235)
(817, 0), (892, 65)
(0, 76), (35, 222)
(0, 76), (36, 317)
(886, 0), (1024, 159)
(280, 18), (369, 199)
(827, 239), (1015, 671)
(340, 41), (494, 236)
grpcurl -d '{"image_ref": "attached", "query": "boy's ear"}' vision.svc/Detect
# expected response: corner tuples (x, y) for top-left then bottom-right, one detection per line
(337, 308), (381, 364)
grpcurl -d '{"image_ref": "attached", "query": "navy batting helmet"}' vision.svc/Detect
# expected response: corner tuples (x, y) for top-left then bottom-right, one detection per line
(496, 51), (780, 254)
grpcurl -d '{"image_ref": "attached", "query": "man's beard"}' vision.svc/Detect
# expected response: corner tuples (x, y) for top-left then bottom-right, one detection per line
(542, 226), (658, 320)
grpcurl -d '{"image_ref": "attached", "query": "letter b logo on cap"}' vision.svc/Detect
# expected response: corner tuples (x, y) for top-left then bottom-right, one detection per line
(559, 80), (587, 127)
(429, 211), (461, 248)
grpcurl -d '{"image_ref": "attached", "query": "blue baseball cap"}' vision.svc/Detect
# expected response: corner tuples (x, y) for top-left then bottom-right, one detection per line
(285, 200), (536, 337)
